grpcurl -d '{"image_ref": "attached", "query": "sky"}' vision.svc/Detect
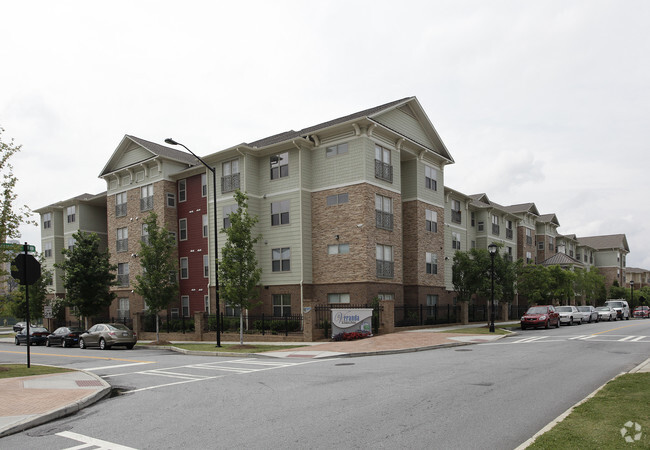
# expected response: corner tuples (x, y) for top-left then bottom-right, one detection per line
(1, 0), (649, 268)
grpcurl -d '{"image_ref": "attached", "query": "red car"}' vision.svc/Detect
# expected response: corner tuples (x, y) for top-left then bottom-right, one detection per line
(521, 305), (560, 330)
(633, 306), (650, 318)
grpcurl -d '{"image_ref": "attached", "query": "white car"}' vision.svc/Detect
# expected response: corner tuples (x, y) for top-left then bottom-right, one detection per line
(576, 306), (599, 323)
(556, 306), (582, 325)
(596, 306), (616, 321)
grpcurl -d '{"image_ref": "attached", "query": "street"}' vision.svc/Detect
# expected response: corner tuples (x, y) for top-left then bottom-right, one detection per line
(1, 320), (649, 449)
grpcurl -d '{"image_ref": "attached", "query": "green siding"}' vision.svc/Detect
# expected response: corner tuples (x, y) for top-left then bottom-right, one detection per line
(310, 136), (367, 190)
(374, 107), (435, 149)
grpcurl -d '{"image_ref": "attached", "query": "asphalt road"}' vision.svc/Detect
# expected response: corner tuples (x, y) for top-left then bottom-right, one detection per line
(1, 319), (649, 449)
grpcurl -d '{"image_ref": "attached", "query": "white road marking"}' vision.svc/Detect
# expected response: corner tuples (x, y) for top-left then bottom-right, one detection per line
(84, 362), (152, 371)
(631, 336), (645, 342)
(57, 430), (137, 450)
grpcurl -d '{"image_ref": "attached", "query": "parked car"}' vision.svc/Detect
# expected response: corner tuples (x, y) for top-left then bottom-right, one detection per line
(12, 322), (27, 332)
(14, 327), (49, 346)
(604, 300), (630, 320)
(46, 326), (85, 348)
(556, 306), (582, 325)
(520, 305), (560, 329)
(79, 323), (137, 350)
(633, 306), (650, 319)
(576, 306), (599, 323)
(596, 306), (616, 321)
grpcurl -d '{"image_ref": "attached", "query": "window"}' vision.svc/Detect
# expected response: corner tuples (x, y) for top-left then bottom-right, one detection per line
(272, 294), (291, 317)
(506, 220), (513, 239)
(426, 295), (438, 317)
(116, 227), (128, 252)
(67, 237), (75, 251)
(452, 232), (461, 250)
(425, 166), (437, 191)
(203, 254), (209, 278)
(451, 200), (461, 223)
(548, 237), (554, 251)
(170, 308), (179, 319)
(43, 212), (52, 229)
(225, 302), (241, 317)
(526, 229), (533, 245)
(328, 293), (350, 304)
(426, 252), (438, 274)
(375, 194), (393, 230)
(491, 215), (500, 235)
(43, 242), (52, 258)
(140, 184), (153, 211)
(201, 173), (207, 197)
(326, 142), (348, 157)
(471, 212), (475, 227)
(328, 244), (350, 254)
(179, 218), (188, 241)
(377, 293), (394, 301)
(118, 298), (130, 319)
(178, 179), (187, 202)
(223, 204), (237, 229)
(116, 192), (127, 217)
(118, 263), (129, 286)
(141, 224), (149, 245)
(526, 252), (533, 264)
(326, 193), (348, 206)
(478, 221), (484, 231)
(425, 209), (437, 232)
(376, 244), (394, 278)
(374, 145), (393, 182)
(181, 296), (190, 317)
(202, 214), (208, 237)
(538, 240), (544, 250)
(270, 152), (289, 179)
(180, 257), (189, 279)
(271, 200), (290, 226)
(427, 294), (438, 307)
(204, 295), (210, 313)
(222, 159), (240, 193)
(272, 247), (291, 272)
(67, 206), (76, 223)
(506, 246), (513, 261)
(166, 193), (176, 207)
(471, 240), (476, 249)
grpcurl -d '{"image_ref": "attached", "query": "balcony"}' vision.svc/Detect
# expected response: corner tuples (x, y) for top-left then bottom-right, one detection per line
(492, 224), (500, 236)
(374, 160), (393, 183)
(140, 196), (153, 212)
(221, 173), (241, 193)
(526, 236), (533, 245)
(506, 228), (513, 239)
(375, 211), (393, 230)
(117, 274), (129, 287)
(451, 210), (461, 224)
(376, 260), (394, 278)
(115, 203), (127, 217)
(116, 239), (128, 252)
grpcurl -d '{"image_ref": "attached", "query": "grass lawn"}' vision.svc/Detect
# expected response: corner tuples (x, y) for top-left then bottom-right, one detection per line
(0, 364), (73, 379)
(438, 326), (511, 335)
(140, 343), (307, 353)
(528, 373), (650, 448)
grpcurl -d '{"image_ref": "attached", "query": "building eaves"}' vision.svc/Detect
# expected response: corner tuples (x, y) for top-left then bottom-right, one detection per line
(126, 135), (199, 165)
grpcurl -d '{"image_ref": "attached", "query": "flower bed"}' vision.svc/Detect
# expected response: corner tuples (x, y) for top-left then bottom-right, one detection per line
(332, 331), (371, 341)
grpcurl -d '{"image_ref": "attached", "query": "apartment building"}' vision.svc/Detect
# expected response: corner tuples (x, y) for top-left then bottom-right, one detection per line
(535, 214), (560, 263)
(577, 234), (630, 287)
(626, 267), (650, 289)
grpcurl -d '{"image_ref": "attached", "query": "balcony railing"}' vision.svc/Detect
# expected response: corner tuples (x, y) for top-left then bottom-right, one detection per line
(374, 160), (393, 183)
(506, 228), (513, 239)
(451, 210), (461, 223)
(376, 260), (394, 278)
(115, 203), (127, 217)
(526, 236), (533, 245)
(140, 196), (153, 211)
(375, 211), (393, 230)
(117, 274), (129, 287)
(221, 173), (241, 193)
(492, 224), (500, 236)
(116, 239), (128, 252)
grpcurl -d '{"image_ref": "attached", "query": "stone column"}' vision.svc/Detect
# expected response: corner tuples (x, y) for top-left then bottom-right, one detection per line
(194, 312), (204, 341)
(460, 301), (469, 325)
(133, 312), (143, 335)
(302, 299), (315, 342)
(379, 299), (394, 335)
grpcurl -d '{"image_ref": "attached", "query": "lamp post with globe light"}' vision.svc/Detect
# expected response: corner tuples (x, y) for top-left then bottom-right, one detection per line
(488, 243), (498, 333)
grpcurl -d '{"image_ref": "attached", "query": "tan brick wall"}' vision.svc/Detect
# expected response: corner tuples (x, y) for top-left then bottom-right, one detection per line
(517, 226), (536, 263)
(402, 200), (445, 287)
(312, 282), (403, 306)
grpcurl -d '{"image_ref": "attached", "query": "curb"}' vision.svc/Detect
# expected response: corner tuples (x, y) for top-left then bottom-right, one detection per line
(0, 371), (111, 438)
(138, 345), (267, 358)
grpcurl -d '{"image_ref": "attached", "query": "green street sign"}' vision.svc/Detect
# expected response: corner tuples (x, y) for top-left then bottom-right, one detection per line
(1, 243), (36, 252)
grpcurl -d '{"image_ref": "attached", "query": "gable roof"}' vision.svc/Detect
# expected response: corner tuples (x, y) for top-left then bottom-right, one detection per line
(503, 202), (540, 216)
(577, 234), (630, 253)
(537, 213), (560, 227)
(99, 135), (198, 177)
(539, 252), (583, 267)
(34, 191), (107, 213)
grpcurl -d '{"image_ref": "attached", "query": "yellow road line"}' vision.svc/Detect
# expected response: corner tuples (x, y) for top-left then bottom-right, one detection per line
(591, 322), (646, 336)
(0, 350), (154, 363)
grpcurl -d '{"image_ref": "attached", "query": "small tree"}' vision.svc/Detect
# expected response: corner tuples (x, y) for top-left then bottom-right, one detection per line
(134, 212), (178, 342)
(518, 264), (553, 305)
(56, 231), (116, 328)
(218, 190), (261, 344)
(452, 251), (480, 303)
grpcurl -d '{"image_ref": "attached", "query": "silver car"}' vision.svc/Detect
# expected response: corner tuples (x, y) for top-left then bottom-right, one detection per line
(556, 306), (582, 325)
(79, 323), (137, 350)
(576, 306), (599, 323)
(596, 306), (616, 321)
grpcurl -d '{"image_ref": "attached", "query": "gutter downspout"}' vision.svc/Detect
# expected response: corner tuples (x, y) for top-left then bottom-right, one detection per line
(292, 140), (305, 320)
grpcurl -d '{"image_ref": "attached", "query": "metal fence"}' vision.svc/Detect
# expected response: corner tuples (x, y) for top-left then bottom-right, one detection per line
(509, 304), (529, 320)
(315, 304), (382, 337)
(468, 305), (489, 323)
(142, 314), (194, 333)
(205, 313), (303, 337)
(394, 304), (460, 327)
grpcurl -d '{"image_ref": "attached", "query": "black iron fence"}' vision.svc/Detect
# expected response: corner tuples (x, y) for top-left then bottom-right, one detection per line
(509, 304), (529, 320)
(205, 313), (303, 337)
(142, 314), (194, 333)
(394, 304), (460, 327)
(315, 304), (382, 338)
(468, 305), (489, 323)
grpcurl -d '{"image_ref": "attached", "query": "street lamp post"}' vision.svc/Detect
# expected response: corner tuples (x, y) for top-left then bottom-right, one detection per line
(165, 138), (221, 347)
(630, 280), (634, 314)
(488, 243), (498, 333)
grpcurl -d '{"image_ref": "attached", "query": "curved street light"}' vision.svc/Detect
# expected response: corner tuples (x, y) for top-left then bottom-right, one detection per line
(165, 138), (221, 347)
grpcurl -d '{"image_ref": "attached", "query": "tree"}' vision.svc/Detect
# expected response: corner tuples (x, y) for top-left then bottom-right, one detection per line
(518, 264), (553, 305)
(7, 253), (52, 323)
(56, 231), (116, 328)
(452, 250), (480, 303)
(0, 127), (35, 274)
(609, 283), (627, 300)
(134, 212), (178, 342)
(547, 265), (576, 305)
(218, 190), (262, 344)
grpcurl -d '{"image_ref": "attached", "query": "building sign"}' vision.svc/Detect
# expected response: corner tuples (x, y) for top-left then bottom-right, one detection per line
(331, 308), (373, 338)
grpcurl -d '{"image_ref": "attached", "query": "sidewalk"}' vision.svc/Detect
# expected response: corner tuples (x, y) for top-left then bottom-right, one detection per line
(2, 324), (648, 439)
